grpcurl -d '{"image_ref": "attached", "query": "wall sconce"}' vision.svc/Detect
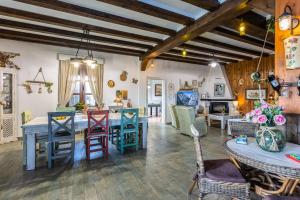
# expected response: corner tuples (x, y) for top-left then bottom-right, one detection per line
(239, 19), (246, 36)
(279, 5), (299, 33)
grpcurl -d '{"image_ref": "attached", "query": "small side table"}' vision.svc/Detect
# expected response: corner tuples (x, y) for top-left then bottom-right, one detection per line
(208, 113), (239, 129)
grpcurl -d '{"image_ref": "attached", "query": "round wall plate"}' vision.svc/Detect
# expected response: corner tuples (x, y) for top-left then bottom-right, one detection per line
(107, 80), (115, 88)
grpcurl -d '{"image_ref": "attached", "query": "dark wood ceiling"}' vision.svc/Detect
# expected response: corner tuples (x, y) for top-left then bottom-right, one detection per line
(0, 0), (275, 70)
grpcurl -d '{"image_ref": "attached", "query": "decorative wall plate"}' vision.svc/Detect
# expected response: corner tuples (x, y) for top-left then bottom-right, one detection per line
(107, 80), (115, 88)
(120, 71), (128, 81)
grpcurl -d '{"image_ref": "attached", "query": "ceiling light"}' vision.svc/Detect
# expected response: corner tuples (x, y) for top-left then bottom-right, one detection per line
(209, 60), (218, 68)
(239, 19), (246, 36)
(279, 5), (299, 31)
(90, 63), (97, 69)
(182, 48), (187, 57)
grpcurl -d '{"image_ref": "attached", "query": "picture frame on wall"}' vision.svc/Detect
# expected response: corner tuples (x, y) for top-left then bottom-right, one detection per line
(214, 83), (225, 97)
(245, 89), (267, 100)
(155, 84), (162, 96)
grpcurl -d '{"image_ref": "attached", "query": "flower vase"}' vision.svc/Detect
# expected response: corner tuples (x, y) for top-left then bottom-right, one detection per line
(255, 126), (286, 152)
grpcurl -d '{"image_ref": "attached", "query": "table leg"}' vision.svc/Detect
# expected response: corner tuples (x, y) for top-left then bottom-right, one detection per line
(26, 133), (36, 170)
(22, 128), (27, 167)
(255, 178), (291, 196)
(221, 119), (225, 129)
(289, 179), (299, 195)
(150, 107), (153, 116)
(208, 117), (211, 127)
(156, 106), (158, 117)
(142, 121), (148, 149)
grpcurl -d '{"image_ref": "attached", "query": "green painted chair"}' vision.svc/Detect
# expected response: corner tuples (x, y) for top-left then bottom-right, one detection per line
(56, 106), (76, 112)
(175, 106), (207, 137)
(117, 108), (139, 154)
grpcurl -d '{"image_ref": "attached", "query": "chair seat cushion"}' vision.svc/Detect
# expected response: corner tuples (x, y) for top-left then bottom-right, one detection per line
(264, 196), (300, 200)
(204, 159), (246, 183)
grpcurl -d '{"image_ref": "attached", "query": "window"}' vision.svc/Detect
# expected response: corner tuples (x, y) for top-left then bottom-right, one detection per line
(69, 69), (96, 107)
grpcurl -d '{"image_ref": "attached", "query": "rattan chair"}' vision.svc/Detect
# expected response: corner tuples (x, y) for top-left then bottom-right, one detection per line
(189, 124), (250, 200)
(264, 196), (300, 200)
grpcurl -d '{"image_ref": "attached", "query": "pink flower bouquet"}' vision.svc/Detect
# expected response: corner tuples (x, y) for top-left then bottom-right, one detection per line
(246, 100), (286, 127)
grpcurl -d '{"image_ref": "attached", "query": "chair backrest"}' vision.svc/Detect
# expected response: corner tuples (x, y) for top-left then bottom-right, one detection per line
(120, 108), (139, 130)
(48, 112), (75, 141)
(191, 124), (205, 177)
(168, 104), (179, 128)
(176, 106), (195, 133)
(87, 110), (109, 136)
(138, 106), (146, 115)
(56, 106), (76, 112)
(21, 110), (32, 125)
(108, 106), (123, 113)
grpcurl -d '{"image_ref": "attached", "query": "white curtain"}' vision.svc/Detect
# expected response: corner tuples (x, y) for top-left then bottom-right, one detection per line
(58, 60), (79, 106)
(86, 64), (104, 107)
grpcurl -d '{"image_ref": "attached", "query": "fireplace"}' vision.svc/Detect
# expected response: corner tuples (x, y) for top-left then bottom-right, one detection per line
(209, 102), (229, 114)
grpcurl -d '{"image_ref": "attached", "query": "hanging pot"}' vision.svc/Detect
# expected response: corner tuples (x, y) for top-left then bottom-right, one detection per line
(256, 126), (286, 152)
(284, 35), (300, 69)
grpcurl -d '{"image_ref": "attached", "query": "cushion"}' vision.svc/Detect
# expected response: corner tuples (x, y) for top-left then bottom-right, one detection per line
(204, 159), (246, 183)
(264, 196), (300, 200)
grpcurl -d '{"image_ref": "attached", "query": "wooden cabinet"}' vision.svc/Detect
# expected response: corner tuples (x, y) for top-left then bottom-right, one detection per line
(0, 67), (17, 144)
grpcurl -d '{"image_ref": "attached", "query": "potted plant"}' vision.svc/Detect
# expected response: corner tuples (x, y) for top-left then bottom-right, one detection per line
(246, 100), (286, 152)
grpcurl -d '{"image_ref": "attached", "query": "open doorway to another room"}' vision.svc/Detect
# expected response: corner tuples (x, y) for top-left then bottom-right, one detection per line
(147, 79), (165, 123)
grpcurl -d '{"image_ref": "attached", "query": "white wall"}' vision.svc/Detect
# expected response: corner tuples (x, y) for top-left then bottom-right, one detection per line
(0, 39), (140, 136)
(0, 39), (233, 137)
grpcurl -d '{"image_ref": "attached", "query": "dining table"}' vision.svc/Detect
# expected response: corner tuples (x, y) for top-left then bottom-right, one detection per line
(21, 113), (148, 170)
(224, 138), (300, 196)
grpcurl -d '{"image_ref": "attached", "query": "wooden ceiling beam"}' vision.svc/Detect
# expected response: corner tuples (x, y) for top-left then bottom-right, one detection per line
(182, 43), (252, 60)
(0, 19), (153, 50)
(15, 0), (176, 35)
(97, 0), (194, 25)
(0, 29), (145, 56)
(140, 0), (250, 70)
(248, 0), (275, 16)
(168, 49), (237, 63)
(193, 36), (266, 56)
(158, 55), (209, 65)
(162, 53), (226, 65)
(182, 0), (220, 11)
(211, 27), (274, 50)
(0, 6), (162, 43)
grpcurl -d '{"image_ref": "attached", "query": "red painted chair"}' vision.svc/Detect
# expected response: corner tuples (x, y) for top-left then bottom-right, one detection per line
(85, 110), (109, 160)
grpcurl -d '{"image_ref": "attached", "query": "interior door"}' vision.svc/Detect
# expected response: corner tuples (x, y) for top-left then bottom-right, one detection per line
(0, 68), (17, 143)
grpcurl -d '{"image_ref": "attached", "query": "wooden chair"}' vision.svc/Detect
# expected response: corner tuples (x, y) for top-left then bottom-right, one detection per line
(47, 112), (75, 168)
(117, 108), (139, 154)
(108, 106), (123, 144)
(189, 124), (250, 200)
(21, 111), (47, 159)
(85, 110), (109, 160)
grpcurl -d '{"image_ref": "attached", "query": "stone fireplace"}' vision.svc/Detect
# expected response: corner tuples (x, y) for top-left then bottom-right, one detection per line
(209, 102), (229, 114)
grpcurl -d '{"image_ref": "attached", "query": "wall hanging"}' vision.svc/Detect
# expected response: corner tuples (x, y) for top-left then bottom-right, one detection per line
(132, 78), (138, 84)
(22, 67), (53, 94)
(0, 51), (20, 69)
(120, 71), (128, 81)
(107, 80), (115, 88)
(246, 89), (267, 100)
(284, 35), (300, 69)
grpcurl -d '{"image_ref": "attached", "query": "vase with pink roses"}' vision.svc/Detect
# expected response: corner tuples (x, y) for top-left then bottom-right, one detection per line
(246, 100), (286, 152)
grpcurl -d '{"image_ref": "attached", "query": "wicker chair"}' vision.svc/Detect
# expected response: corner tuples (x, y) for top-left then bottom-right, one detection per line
(264, 196), (300, 200)
(189, 124), (250, 200)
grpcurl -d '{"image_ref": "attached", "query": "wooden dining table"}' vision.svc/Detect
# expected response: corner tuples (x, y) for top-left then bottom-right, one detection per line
(21, 113), (148, 170)
(224, 138), (300, 196)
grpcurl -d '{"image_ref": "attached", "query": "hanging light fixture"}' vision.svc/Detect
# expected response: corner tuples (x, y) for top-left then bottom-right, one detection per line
(70, 27), (97, 67)
(182, 48), (187, 57)
(239, 19), (246, 36)
(279, 5), (299, 32)
(209, 53), (219, 68)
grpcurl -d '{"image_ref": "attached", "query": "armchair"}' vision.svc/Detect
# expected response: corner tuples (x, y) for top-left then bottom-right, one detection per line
(175, 106), (207, 137)
(168, 104), (179, 129)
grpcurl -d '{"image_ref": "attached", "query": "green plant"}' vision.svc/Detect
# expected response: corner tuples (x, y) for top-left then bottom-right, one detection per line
(267, 17), (275, 33)
(75, 102), (85, 111)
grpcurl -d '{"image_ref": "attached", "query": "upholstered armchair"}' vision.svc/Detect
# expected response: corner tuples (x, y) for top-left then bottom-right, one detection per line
(168, 104), (179, 129)
(175, 106), (207, 137)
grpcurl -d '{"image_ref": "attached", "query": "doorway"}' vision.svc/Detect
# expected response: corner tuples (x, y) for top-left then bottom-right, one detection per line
(147, 79), (166, 123)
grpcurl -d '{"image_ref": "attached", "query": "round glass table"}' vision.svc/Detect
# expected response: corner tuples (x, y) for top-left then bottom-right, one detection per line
(224, 138), (300, 196)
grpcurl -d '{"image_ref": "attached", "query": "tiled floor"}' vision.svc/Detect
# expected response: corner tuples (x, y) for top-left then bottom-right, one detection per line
(0, 121), (260, 200)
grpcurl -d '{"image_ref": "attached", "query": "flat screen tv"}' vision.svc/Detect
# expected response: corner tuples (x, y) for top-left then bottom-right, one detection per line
(176, 90), (198, 106)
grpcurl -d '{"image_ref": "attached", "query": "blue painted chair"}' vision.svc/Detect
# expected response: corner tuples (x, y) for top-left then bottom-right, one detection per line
(117, 108), (139, 154)
(47, 112), (75, 168)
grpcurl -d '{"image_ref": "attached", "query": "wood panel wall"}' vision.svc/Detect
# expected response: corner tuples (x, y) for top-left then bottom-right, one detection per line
(225, 55), (275, 114)
(275, 0), (300, 114)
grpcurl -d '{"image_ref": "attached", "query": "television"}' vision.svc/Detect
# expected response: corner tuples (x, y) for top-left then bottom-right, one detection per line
(176, 90), (199, 106)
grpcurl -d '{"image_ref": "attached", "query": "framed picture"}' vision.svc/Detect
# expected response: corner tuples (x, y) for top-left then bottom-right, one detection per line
(116, 90), (128, 100)
(214, 83), (225, 97)
(245, 89), (267, 100)
(155, 84), (162, 96)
